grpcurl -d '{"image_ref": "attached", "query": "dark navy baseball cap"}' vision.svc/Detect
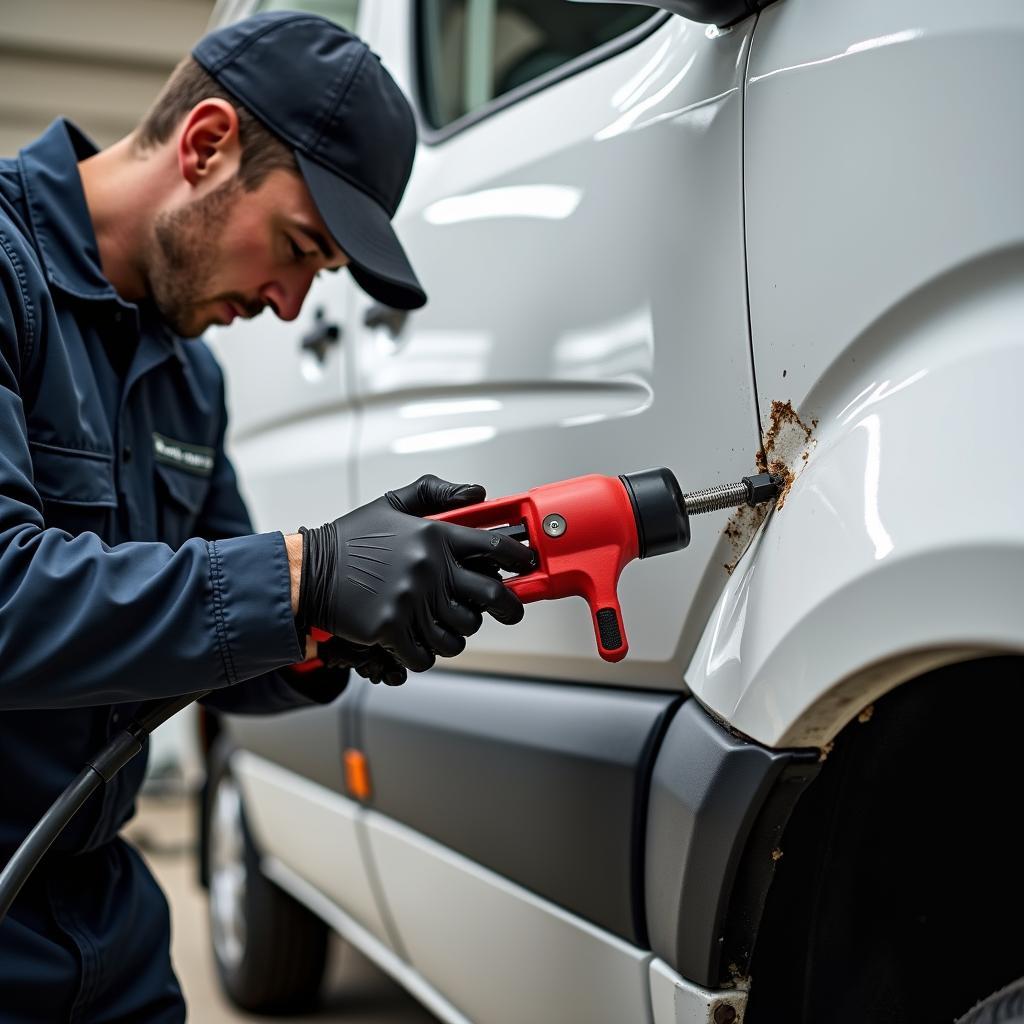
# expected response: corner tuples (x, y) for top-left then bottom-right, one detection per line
(193, 11), (426, 310)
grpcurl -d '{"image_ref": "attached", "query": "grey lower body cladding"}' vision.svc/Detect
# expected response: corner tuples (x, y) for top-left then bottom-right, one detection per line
(358, 670), (818, 975)
(225, 669), (818, 984)
(359, 672), (676, 944)
(644, 699), (819, 987)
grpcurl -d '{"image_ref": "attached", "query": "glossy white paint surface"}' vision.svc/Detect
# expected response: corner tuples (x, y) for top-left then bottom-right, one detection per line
(684, 0), (1024, 746)
(745, 0), (1024, 419)
(355, 12), (762, 687)
(232, 751), (395, 949)
(364, 810), (654, 1024)
(649, 958), (746, 1024)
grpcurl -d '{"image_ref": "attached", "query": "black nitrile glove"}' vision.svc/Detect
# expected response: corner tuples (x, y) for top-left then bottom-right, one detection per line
(298, 475), (535, 673)
(318, 636), (407, 686)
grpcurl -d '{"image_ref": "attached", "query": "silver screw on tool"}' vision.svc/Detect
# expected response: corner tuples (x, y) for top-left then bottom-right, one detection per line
(543, 513), (567, 538)
(683, 472), (784, 516)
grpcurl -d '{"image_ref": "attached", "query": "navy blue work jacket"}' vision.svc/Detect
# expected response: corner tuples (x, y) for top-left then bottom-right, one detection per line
(0, 121), (343, 1018)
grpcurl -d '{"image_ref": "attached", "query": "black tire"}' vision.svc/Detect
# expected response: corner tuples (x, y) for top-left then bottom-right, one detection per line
(204, 736), (328, 1013)
(957, 978), (1024, 1024)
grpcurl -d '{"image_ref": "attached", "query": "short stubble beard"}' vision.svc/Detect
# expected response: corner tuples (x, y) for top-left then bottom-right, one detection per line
(148, 177), (255, 337)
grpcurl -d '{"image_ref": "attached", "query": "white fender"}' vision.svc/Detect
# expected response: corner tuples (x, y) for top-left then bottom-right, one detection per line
(687, 250), (1024, 748)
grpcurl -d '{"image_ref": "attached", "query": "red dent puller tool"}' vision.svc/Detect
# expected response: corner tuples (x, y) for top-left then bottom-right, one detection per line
(430, 469), (691, 662)
(294, 469), (781, 666)
(432, 468), (781, 663)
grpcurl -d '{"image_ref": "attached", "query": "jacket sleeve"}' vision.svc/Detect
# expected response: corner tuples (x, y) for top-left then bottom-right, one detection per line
(190, 349), (349, 716)
(0, 231), (303, 711)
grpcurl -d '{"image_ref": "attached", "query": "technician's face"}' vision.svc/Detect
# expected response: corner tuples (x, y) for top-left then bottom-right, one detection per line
(148, 169), (348, 338)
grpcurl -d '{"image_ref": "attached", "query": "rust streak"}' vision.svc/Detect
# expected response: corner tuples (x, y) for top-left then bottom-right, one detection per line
(721, 398), (818, 573)
(760, 400), (817, 511)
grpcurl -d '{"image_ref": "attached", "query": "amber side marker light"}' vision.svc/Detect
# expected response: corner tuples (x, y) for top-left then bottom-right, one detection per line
(344, 748), (372, 801)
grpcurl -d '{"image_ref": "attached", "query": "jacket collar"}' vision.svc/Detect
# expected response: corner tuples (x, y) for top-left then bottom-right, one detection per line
(18, 119), (126, 305)
(17, 119), (194, 380)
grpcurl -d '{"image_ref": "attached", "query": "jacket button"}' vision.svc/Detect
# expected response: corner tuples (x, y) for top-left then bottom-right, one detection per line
(122, 445), (132, 463)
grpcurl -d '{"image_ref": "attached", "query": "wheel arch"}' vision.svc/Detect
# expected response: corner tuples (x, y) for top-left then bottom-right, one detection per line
(743, 655), (1024, 1023)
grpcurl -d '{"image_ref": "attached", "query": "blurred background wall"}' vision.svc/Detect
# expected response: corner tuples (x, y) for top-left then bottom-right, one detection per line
(0, 0), (217, 787)
(0, 0), (216, 154)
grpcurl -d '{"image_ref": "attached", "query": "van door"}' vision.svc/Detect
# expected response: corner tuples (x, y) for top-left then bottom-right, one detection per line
(353, 5), (762, 688)
(350, 6), (763, 1023)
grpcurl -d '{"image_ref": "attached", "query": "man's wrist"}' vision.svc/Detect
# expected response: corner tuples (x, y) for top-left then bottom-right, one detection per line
(285, 532), (302, 616)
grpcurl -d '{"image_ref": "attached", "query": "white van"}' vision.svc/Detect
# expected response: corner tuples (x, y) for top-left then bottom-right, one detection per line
(199, 2), (1024, 1022)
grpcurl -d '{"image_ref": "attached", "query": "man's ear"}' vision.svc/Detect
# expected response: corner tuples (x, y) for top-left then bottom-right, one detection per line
(177, 99), (241, 188)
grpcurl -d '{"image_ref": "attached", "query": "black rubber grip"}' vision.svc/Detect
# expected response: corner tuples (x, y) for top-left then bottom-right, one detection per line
(596, 608), (623, 651)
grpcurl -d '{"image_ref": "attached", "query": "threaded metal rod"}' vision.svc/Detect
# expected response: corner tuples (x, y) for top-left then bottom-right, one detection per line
(684, 481), (749, 516)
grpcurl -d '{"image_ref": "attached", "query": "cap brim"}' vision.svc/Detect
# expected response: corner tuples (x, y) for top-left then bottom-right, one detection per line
(297, 151), (426, 310)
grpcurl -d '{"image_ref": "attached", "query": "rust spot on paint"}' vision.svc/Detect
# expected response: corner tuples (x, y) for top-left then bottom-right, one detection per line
(771, 848), (784, 862)
(721, 399), (818, 574)
(764, 399), (812, 450)
(761, 400), (818, 511)
(857, 704), (875, 724)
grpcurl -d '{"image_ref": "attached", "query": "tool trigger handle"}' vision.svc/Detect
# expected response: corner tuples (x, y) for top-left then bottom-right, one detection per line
(586, 588), (629, 663)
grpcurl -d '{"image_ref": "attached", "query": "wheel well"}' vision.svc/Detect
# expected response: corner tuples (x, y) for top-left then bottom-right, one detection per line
(747, 656), (1024, 1024)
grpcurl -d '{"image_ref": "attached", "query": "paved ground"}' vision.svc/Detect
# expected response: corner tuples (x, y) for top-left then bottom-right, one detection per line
(125, 794), (439, 1024)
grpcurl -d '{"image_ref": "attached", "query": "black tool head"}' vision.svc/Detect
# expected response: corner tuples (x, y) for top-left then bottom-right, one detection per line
(620, 468), (691, 558)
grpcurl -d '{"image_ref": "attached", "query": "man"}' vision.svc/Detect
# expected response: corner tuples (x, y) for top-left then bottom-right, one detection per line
(0, 12), (533, 1020)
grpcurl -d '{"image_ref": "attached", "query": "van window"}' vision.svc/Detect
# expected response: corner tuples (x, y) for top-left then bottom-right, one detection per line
(418, 0), (654, 130)
(256, 0), (360, 32)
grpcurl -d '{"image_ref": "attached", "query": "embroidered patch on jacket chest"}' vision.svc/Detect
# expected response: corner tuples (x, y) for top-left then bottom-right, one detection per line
(153, 432), (215, 476)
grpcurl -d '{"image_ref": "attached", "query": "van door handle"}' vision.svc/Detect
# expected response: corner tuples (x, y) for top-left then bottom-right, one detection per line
(300, 307), (342, 362)
(363, 303), (408, 338)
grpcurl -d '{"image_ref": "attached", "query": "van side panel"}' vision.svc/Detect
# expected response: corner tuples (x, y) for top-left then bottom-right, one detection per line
(687, 0), (1024, 747)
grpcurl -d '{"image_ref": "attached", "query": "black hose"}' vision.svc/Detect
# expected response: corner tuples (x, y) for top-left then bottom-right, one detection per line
(0, 768), (102, 921)
(0, 689), (209, 924)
